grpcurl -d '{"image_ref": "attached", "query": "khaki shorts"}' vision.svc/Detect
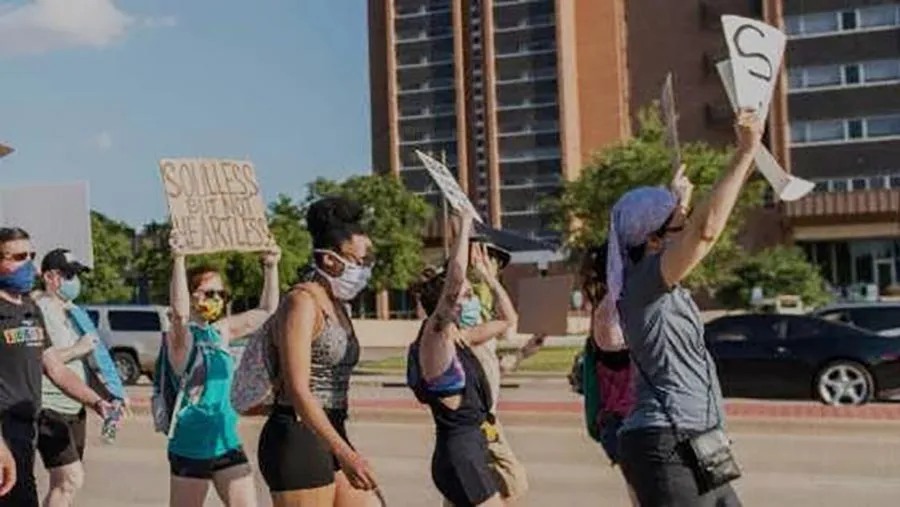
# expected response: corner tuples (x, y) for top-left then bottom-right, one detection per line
(442, 420), (529, 506)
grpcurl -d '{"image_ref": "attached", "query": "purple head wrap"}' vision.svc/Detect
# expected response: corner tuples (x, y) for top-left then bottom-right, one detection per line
(602, 187), (678, 323)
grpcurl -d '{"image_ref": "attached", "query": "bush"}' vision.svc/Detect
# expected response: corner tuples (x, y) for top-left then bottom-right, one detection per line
(717, 245), (832, 309)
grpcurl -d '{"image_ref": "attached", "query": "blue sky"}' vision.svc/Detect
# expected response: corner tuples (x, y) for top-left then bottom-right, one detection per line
(0, 0), (371, 228)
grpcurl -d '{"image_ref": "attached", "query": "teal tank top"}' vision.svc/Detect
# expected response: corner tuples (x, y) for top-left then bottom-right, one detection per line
(168, 324), (242, 459)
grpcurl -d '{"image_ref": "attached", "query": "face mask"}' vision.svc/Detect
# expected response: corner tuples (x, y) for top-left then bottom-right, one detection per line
(315, 250), (372, 301)
(58, 276), (82, 301)
(457, 296), (482, 329)
(0, 262), (36, 294)
(193, 298), (224, 322)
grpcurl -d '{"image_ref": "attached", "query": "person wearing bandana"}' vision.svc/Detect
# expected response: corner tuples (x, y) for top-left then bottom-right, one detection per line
(609, 110), (763, 506)
(165, 234), (281, 507)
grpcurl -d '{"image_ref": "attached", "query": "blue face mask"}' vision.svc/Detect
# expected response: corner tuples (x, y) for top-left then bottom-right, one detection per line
(0, 262), (36, 294)
(58, 276), (82, 302)
(458, 296), (482, 329)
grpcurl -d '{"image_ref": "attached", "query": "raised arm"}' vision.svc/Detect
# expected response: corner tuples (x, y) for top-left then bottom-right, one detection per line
(660, 110), (763, 287)
(216, 248), (281, 343)
(167, 239), (192, 373)
(419, 210), (474, 380)
(461, 244), (518, 346)
(279, 287), (376, 490)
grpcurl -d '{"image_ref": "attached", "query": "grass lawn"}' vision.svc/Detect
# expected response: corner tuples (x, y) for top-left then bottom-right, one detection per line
(358, 346), (581, 374)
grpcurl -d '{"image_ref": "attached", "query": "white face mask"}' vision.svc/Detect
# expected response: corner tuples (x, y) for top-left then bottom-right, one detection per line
(314, 249), (372, 301)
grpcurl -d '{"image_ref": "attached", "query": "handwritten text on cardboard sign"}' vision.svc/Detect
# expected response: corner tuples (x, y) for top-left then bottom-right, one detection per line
(159, 159), (273, 254)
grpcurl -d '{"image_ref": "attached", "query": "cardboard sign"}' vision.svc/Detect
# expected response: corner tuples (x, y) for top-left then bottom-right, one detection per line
(159, 158), (274, 254)
(660, 73), (681, 174)
(0, 181), (94, 267)
(516, 275), (572, 335)
(721, 15), (786, 115)
(415, 150), (483, 223)
(716, 60), (815, 202)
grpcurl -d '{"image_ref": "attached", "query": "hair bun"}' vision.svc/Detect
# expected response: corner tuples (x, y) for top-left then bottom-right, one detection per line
(306, 196), (364, 235)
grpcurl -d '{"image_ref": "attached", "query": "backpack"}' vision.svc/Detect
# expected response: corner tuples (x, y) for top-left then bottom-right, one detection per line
(230, 283), (331, 414)
(150, 332), (200, 436)
(580, 337), (603, 443)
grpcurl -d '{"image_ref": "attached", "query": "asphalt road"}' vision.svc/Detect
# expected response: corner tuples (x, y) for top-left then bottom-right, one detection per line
(33, 413), (900, 506)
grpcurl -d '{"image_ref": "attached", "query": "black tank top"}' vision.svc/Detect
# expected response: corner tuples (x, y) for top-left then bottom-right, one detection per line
(408, 324), (493, 437)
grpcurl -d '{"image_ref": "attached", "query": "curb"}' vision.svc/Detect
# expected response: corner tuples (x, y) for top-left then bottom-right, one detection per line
(123, 397), (900, 422)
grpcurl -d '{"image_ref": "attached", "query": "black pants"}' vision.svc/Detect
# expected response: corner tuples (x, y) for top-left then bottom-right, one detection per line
(0, 416), (38, 507)
(619, 428), (742, 507)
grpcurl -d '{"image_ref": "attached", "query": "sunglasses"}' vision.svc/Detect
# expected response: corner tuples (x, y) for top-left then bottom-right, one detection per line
(1, 252), (36, 262)
(199, 290), (229, 300)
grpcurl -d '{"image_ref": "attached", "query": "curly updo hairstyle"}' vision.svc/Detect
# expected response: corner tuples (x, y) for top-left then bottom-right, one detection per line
(306, 196), (366, 263)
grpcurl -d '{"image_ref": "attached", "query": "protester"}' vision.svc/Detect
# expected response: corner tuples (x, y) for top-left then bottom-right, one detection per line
(407, 209), (508, 507)
(257, 196), (381, 507)
(578, 242), (637, 505)
(611, 110), (762, 506)
(165, 235), (281, 507)
(0, 228), (113, 507)
(34, 249), (97, 507)
(443, 240), (526, 506)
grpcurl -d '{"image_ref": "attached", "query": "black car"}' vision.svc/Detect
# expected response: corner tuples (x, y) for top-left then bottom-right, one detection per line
(706, 314), (900, 406)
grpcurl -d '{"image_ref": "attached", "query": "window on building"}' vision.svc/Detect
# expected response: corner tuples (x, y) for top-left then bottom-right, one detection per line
(867, 115), (900, 138)
(870, 176), (887, 190)
(833, 179), (849, 192)
(803, 11), (840, 34)
(790, 123), (806, 143)
(851, 178), (868, 191)
(788, 68), (804, 89)
(806, 65), (842, 87)
(840, 10), (858, 30)
(806, 120), (845, 142)
(864, 59), (900, 82)
(784, 15), (802, 35)
(843, 64), (861, 84)
(847, 119), (864, 139)
(858, 4), (898, 28)
(891, 175), (900, 188)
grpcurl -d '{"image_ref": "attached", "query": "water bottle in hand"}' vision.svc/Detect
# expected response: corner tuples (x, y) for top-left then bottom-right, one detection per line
(101, 401), (124, 444)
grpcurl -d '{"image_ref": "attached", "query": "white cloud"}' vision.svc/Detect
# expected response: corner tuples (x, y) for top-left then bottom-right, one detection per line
(143, 15), (177, 29)
(0, 0), (176, 56)
(92, 131), (113, 152)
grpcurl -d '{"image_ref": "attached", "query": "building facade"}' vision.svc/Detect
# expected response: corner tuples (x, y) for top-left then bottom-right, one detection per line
(781, 1), (900, 294)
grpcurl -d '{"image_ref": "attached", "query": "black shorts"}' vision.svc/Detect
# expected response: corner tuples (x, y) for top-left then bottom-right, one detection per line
(37, 409), (86, 469)
(168, 448), (249, 480)
(0, 416), (38, 507)
(432, 430), (498, 507)
(257, 405), (351, 492)
(618, 428), (742, 507)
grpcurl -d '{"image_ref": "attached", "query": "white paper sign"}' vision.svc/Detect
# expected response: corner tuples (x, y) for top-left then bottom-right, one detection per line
(660, 73), (681, 174)
(717, 60), (815, 202)
(721, 15), (786, 115)
(415, 150), (483, 222)
(0, 181), (94, 267)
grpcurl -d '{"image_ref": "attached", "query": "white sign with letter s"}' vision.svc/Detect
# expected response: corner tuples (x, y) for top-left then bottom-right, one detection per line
(721, 15), (786, 115)
(415, 150), (483, 223)
(716, 60), (815, 202)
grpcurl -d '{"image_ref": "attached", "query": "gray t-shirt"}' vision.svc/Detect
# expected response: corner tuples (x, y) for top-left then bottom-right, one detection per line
(619, 254), (725, 432)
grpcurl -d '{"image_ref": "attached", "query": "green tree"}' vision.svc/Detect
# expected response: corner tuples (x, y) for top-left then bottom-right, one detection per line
(548, 107), (765, 291)
(717, 245), (832, 309)
(306, 174), (432, 290)
(79, 212), (135, 304)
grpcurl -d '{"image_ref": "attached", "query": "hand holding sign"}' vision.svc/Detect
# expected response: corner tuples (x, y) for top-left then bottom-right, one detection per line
(415, 150), (483, 223)
(716, 60), (815, 201)
(721, 15), (786, 115)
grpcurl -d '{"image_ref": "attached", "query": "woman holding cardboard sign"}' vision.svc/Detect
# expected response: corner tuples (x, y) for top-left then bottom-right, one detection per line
(611, 109), (762, 506)
(164, 233), (281, 507)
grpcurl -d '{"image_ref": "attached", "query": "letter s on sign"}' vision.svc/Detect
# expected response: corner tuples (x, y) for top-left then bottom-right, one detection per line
(161, 161), (183, 198)
(732, 24), (773, 82)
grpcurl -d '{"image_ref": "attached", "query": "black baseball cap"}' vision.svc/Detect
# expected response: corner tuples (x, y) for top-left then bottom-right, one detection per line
(41, 249), (90, 277)
(469, 233), (511, 270)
